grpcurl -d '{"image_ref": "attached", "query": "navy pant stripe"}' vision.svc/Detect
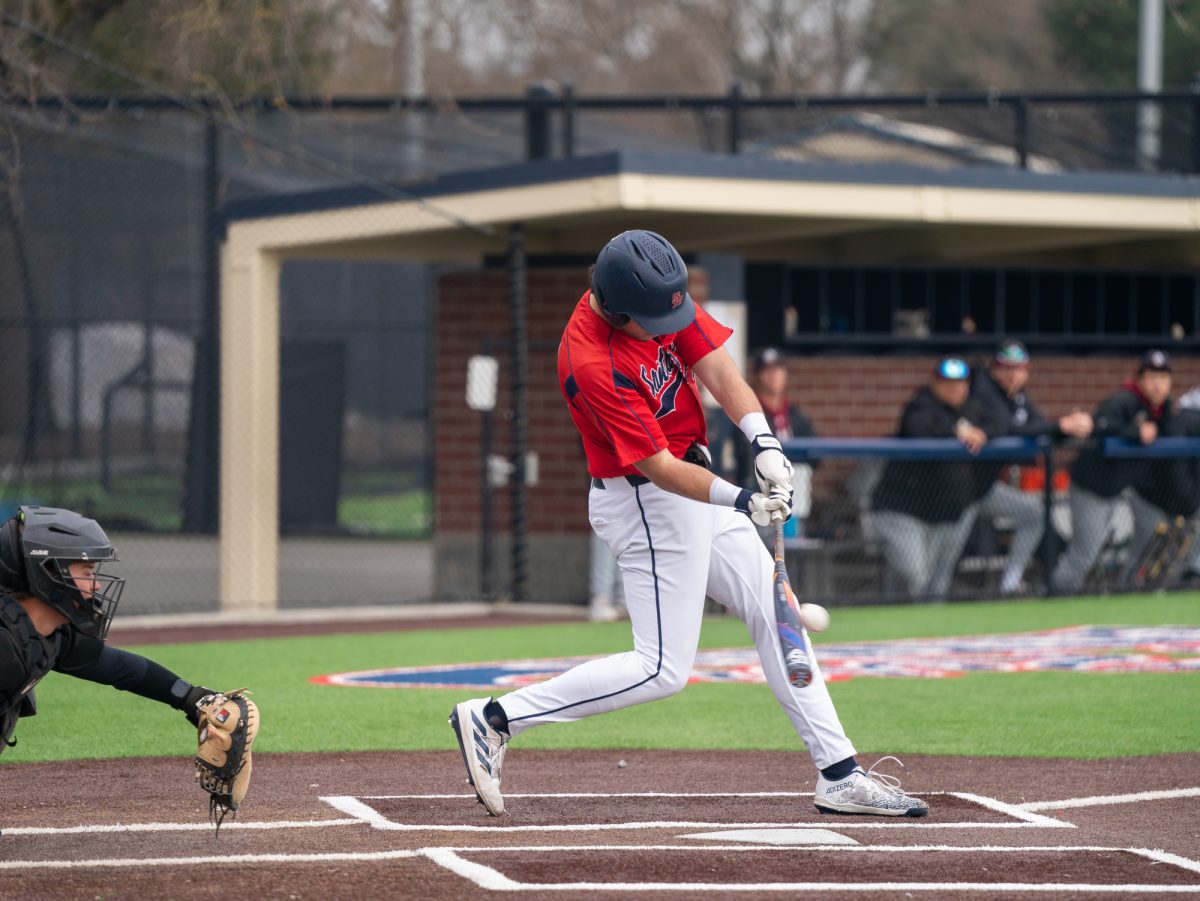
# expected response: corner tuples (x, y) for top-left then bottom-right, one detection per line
(508, 483), (662, 722)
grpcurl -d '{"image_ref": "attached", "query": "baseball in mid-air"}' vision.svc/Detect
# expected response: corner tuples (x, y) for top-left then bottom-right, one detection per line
(799, 603), (830, 633)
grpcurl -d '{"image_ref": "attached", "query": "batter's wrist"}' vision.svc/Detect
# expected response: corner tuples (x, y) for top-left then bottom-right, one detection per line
(709, 476), (748, 509)
(738, 411), (771, 443)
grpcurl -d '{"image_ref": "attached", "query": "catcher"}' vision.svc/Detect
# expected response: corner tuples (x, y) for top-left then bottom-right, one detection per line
(0, 505), (258, 831)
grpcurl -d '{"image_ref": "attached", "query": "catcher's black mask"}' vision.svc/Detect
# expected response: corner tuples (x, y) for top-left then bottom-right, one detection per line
(0, 507), (125, 640)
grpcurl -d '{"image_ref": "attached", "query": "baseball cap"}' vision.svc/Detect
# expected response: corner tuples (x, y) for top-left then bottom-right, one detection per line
(1138, 349), (1171, 373)
(994, 339), (1029, 367)
(935, 356), (971, 381)
(752, 347), (786, 373)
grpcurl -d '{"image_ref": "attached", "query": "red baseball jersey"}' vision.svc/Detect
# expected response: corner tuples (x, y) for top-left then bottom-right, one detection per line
(558, 291), (733, 478)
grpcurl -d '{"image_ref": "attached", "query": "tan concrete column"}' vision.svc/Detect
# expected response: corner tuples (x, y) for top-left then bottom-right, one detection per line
(220, 235), (281, 612)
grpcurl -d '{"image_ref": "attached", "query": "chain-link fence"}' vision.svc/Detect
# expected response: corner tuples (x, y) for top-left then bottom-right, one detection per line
(2, 88), (1197, 615)
(0, 105), (459, 614)
(764, 436), (1200, 606)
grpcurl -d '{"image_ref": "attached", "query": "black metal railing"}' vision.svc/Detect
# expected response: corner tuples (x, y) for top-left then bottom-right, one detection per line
(5, 85), (1200, 172)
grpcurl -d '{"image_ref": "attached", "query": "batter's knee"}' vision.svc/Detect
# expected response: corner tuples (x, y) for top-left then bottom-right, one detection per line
(653, 661), (693, 698)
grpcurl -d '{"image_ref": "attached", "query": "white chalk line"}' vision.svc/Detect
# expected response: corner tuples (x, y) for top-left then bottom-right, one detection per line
(0, 849), (419, 870)
(364, 791), (827, 799)
(445, 844), (1188, 854)
(309, 819), (1066, 833)
(1, 790), (1069, 839)
(424, 845), (1200, 894)
(2, 817), (362, 837)
(951, 792), (1073, 827)
(319, 791), (1073, 832)
(319, 796), (398, 830)
(1019, 786), (1200, 812)
(1, 842), (1195, 870)
(424, 847), (522, 891)
(1141, 849), (1200, 875)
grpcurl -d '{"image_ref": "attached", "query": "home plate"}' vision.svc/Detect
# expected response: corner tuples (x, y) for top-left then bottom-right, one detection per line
(680, 828), (858, 846)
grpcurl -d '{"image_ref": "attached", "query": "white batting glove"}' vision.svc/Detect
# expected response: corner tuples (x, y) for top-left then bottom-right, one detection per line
(744, 488), (793, 527)
(751, 434), (794, 496)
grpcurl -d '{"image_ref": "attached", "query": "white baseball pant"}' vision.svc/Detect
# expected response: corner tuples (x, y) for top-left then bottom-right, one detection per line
(499, 476), (857, 770)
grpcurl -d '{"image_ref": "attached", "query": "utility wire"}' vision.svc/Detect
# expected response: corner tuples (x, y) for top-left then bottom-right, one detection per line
(0, 12), (500, 238)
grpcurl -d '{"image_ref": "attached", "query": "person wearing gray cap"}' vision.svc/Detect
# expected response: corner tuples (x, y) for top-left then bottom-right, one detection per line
(1050, 350), (1173, 594)
(970, 340), (1093, 595)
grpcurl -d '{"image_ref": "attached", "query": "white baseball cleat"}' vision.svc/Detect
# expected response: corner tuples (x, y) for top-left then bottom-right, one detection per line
(449, 697), (508, 816)
(813, 756), (929, 817)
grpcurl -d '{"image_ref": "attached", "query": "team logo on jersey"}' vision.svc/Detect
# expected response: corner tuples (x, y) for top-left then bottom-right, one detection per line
(640, 344), (687, 419)
(310, 626), (1200, 690)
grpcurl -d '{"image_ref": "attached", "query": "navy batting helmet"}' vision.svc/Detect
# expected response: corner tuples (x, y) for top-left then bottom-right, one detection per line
(591, 230), (695, 335)
(0, 507), (125, 639)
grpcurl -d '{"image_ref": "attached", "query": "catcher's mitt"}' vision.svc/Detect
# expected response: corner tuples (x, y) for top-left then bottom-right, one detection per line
(194, 689), (259, 833)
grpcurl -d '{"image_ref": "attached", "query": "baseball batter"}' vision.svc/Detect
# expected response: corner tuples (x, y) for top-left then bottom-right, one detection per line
(451, 230), (927, 819)
(0, 506), (257, 828)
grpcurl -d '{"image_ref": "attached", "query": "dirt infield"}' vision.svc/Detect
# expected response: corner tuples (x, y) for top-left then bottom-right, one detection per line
(2, 751), (1198, 899)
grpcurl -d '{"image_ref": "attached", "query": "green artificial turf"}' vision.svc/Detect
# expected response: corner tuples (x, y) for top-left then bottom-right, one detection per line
(3, 595), (1197, 763)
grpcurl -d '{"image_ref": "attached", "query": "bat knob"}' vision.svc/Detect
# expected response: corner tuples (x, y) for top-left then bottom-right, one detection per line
(785, 649), (814, 688)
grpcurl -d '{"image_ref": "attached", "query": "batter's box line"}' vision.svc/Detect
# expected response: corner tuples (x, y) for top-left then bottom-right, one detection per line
(1018, 786), (1200, 812)
(4, 843), (1199, 890)
(2, 817), (364, 837)
(319, 791), (1073, 832)
(425, 844), (1200, 894)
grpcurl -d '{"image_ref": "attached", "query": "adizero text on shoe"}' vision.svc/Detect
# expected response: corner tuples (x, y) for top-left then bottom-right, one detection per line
(448, 697), (508, 816)
(813, 756), (929, 818)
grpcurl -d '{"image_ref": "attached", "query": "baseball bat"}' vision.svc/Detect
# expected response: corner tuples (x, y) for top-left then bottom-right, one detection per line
(773, 514), (813, 688)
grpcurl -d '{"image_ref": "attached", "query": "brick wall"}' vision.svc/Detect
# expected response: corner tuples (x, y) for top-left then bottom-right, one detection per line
(437, 268), (1199, 538)
(434, 267), (1198, 600)
(434, 267), (710, 541)
(784, 354), (1200, 439)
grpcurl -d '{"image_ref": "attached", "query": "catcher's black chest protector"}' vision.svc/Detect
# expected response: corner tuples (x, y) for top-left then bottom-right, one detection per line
(0, 592), (57, 750)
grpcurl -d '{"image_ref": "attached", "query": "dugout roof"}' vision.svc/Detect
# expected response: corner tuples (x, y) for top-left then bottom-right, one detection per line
(219, 150), (1200, 610)
(222, 149), (1200, 266)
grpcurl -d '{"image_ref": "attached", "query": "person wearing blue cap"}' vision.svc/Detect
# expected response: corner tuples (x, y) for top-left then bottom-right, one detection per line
(872, 356), (994, 600)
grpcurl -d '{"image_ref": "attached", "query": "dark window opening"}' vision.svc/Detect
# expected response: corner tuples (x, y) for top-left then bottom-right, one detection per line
(757, 262), (1200, 349)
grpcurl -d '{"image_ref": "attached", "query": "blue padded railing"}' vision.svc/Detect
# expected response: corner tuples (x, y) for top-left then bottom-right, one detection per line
(782, 436), (1200, 461)
(1102, 437), (1200, 458)
(780, 436), (1049, 462)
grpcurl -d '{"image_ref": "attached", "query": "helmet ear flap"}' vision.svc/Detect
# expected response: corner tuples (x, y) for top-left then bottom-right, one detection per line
(592, 285), (630, 329)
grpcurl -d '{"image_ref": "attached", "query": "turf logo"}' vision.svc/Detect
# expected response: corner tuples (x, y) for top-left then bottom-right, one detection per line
(310, 626), (1200, 690)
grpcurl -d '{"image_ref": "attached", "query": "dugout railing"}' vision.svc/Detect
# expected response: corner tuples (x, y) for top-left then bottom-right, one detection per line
(779, 435), (1200, 605)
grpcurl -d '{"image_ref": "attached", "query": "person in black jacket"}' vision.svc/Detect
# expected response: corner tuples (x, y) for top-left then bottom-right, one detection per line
(1129, 385), (1200, 582)
(734, 347), (818, 539)
(872, 356), (992, 599)
(971, 340), (1093, 594)
(0, 506), (231, 760)
(1050, 351), (1173, 594)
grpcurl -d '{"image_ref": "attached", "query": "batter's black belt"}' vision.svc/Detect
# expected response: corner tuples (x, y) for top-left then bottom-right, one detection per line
(591, 474), (650, 490)
(591, 442), (709, 490)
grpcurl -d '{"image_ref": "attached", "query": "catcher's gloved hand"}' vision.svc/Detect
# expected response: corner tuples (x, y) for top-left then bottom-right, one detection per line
(182, 684), (215, 728)
(194, 689), (259, 833)
(751, 433), (795, 496)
